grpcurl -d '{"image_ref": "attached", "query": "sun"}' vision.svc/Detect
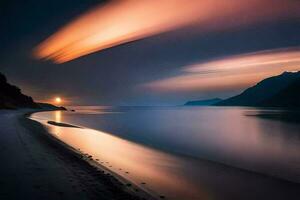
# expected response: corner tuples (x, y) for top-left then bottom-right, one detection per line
(55, 97), (62, 104)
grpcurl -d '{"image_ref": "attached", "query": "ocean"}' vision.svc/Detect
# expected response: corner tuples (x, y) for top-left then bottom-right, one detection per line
(31, 106), (300, 200)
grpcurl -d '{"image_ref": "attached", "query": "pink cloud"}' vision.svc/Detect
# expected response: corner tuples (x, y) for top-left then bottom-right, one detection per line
(142, 48), (300, 92)
(34, 0), (300, 63)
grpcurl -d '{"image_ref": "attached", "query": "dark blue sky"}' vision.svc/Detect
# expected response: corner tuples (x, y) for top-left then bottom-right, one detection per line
(0, 0), (299, 105)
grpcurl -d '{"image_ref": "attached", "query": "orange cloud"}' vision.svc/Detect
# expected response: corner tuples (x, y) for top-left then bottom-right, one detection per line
(143, 48), (300, 92)
(34, 0), (300, 63)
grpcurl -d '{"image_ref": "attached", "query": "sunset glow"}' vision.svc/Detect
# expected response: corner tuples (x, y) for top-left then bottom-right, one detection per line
(34, 0), (300, 63)
(143, 48), (300, 92)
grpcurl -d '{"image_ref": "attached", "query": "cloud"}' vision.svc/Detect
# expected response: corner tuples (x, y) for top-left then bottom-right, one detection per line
(34, 0), (300, 63)
(142, 47), (300, 92)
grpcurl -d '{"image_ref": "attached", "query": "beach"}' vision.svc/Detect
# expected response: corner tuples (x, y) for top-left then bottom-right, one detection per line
(1, 108), (299, 200)
(0, 109), (154, 200)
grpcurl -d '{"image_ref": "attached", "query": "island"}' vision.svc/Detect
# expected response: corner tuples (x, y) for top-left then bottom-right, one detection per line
(184, 98), (222, 106)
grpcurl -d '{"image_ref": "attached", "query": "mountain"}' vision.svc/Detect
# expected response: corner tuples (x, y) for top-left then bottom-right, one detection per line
(184, 98), (222, 106)
(0, 72), (39, 109)
(216, 71), (300, 107)
(259, 77), (300, 107)
(0, 72), (66, 110)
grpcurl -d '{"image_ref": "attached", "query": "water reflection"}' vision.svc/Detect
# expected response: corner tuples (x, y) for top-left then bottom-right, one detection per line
(246, 109), (300, 123)
(55, 110), (62, 123)
(33, 117), (205, 199)
(31, 107), (300, 200)
(52, 111), (62, 137)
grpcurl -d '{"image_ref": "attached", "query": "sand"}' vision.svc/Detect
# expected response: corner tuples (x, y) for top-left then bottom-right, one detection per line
(0, 109), (154, 200)
(47, 120), (81, 128)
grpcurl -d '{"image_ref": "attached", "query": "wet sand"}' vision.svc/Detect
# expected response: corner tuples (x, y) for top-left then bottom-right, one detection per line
(47, 120), (81, 128)
(0, 109), (155, 200)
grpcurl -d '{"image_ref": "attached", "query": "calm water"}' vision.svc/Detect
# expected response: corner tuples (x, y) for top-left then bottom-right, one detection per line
(31, 106), (300, 200)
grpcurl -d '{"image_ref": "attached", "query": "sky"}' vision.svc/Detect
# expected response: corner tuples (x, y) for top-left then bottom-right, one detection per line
(0, 0), (300, 105)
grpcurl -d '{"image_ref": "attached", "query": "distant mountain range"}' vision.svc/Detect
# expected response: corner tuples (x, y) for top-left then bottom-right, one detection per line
(184, 98), (222, 106)
(0, 72), (65, 110)
(185, 71), (300, 108)
(216, 71), (300, 107)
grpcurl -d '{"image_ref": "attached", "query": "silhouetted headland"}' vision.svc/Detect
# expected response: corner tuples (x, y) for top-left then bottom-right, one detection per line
(0, 72), (38, 109)
(215, 71), (300, 107)
(0, 72), (66, 110)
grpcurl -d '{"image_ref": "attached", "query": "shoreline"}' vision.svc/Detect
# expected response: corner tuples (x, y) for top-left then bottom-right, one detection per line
(30, 109), (300, 184)
(26, 109), (300, 200)
(22, 109), (158, 200)
(34, 109), (300, 184)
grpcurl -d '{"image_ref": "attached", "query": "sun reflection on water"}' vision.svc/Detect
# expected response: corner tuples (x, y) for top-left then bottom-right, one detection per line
(55, 111), (62, 123)
(53, 111), (62, 136)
